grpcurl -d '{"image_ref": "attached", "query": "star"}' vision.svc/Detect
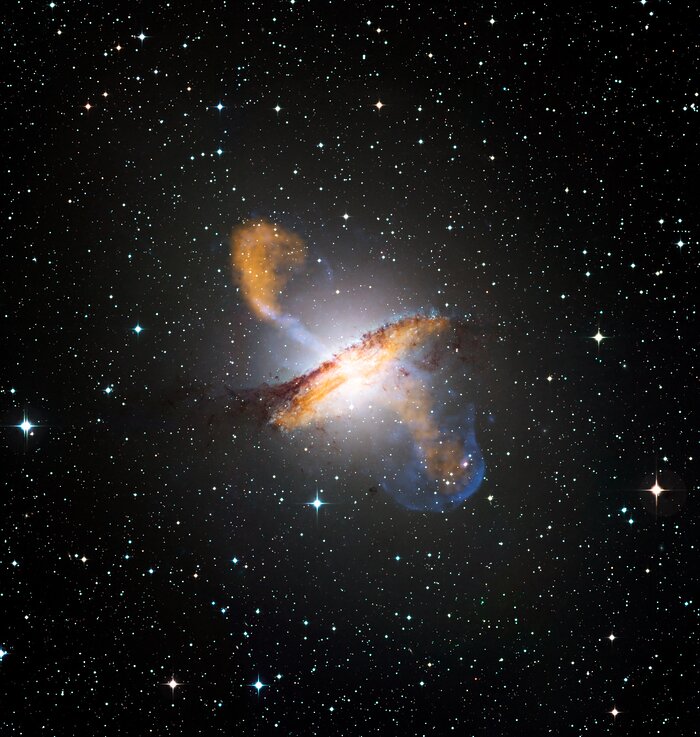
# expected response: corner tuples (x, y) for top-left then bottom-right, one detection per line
(19, 419), (32, 434)
(608, 633), (616, 642)
(84, 103), (92, 111)
(133, 324), (143, 334)
(274, 104), (282, 113)
(610, 707), (620, 718)
(676, 239), (685, 249)
(137, 32), (147, 42)
(0, 648), (6, 660)
(251, 677), (266, 693)
(342, 213), (350, 220)
(592, 330), (606, 344)
(311, 497), (323, 509)
(374, 100), (384, 110)
(215, 102), (224, 111)
(167, 678), (179, 690)
(104, 386), (113, 394)
(650, 480), (663, 496)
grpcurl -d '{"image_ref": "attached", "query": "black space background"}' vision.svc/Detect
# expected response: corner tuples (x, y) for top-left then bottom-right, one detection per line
(2, 1), (698, 735)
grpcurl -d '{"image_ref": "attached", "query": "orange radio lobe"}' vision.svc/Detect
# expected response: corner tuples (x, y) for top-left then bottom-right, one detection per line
(231, 219), (307, 322)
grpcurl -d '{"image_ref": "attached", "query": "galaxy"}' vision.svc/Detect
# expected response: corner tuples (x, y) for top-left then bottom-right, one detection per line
(2, 1), (698, 735)
(231, 220), (485, 511)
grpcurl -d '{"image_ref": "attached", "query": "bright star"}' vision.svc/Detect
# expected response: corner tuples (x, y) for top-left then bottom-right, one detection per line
(342, 213), (350, 220)
(374, 100), (384, 110)
(19, 419), (32, 434)
(274, 105), (281, 113)
(168, 678), (179, 690)
(0, 648), (6, 660)
(592, 330), (605, 344)
(133, 324), (143, 334)
(677, 239), (685, 249)
(608, 633), (616, 642)
(610, 707), (620, 718)
(138, 32), (147, 41)
(650, 480), (663, 496)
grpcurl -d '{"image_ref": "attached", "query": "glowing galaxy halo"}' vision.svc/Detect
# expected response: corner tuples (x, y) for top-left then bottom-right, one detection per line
(230, 219), (486, 511)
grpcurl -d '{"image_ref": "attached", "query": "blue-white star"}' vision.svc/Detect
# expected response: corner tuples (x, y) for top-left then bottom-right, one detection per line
(307, 494), (324, 511)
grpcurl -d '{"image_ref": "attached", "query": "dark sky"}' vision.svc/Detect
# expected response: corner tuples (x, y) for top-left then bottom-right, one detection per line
(3, 1), (698, 734)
